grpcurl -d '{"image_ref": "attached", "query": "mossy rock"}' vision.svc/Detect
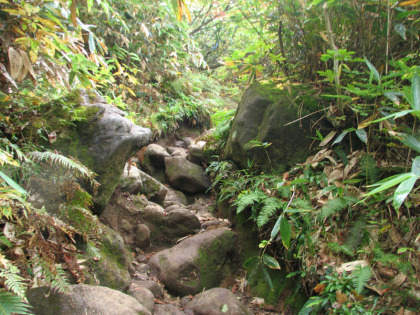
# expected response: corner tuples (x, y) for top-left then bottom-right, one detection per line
(225, 81), (323, 171)
(26, 89), (152, 213)
(86, 225), (132, 291)
(148, 228), (237, 296)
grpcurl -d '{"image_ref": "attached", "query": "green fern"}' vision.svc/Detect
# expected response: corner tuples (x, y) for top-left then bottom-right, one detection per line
(234, 189), (267, 214)
(0, 292), (32, 315)
(327, 242), (355, 256)
(257, 197), (284, 228)
(360, 153), (379, 184)
(351, 265), (372, 294)
(0, 260), (27, 298)
(318, 196), (358, 220)
(28, 151), (97, 185)
(345, 221), (367, 251)
(34, 258), (70, 294)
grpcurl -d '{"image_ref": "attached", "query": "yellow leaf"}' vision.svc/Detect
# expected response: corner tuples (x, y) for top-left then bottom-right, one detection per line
(37, 17), (58, 30)
(70, 0), (78, 27)
(1, 9), (26, 16)
(29, 50), (38, 63)
(399, 0), (420, 6)
(358, 113), (378, 129)
(126, 86), (136, 97)
(0, 0), (11, 3)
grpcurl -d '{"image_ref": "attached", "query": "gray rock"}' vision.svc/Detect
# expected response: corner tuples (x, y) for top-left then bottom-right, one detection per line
(148, 228), (237, 296)
(27, 284), (150, 315)
(100, 193), (148, 247)
(155, 304), (186, 315)
(224, 81), (321, 171)
(164, 209), (201, 238)
(165, 156), (211, 193)
(164, 204), (184, 213)
(142, 144), (170, 174)
(128, 285), (155, 314)
(183, 137), (194, 147)
(187, 143), (207, 165)
(131, 279), (164, 299)
(119, 164), (168, 204)
(184, 288), (252, 315)
(39, 89), (151, 214)
(163, 188), (187, 207)
(134, 224), (151, 249)
(169, 147), (188, 158)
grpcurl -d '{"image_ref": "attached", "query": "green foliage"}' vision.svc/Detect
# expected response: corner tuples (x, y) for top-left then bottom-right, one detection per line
(351, 266), (372, 295)
(318, 196), (358, 221)
(28, 151), (98, 186)
(0, 292), (32, 315)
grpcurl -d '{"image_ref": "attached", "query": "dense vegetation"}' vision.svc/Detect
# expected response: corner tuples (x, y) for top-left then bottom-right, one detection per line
(0, 0), (419, 313)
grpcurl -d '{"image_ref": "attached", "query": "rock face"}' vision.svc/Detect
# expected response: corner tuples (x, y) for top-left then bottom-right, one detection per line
(184, 288), (252, 315)
(148, 228), (237, 296)
(26, 285), (150, 315)
(36, 89), (151, 213)
(165, 156), (211, 193)
(225, 81), (320, 171)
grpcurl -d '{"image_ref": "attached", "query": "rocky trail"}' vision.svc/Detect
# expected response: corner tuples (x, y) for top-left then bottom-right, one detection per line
(113, 134), (281, 315)
(24, 90), (295, 314)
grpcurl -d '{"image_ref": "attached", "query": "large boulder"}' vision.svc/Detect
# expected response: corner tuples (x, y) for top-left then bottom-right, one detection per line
(148, 228), (237, 296)
(143, 144), (171, 170)
(184, 288), (252, 315)
(26, 284), (150, 315)
(89, 225), (132, 291)
(165, 156), (211, 193)
(119, 164), (168, 204)
(224, 81), (321, 171)
(30, 89), (151, 213)
(100, 193), (149, 248)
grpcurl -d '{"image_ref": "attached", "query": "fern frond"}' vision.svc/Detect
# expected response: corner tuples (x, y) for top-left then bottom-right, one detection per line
(29, 151), (97, 186)
(257, 197), (284, 228)
(234, 190), (266, 214)
(319, 196), (358, 220)
(351, 266), (372, 294)
(327, 242), (355, 257)
(345, 221), (367, 251)
(0, 292), (32, 315)
(0, 260), (27, 298)
(34, 258), (70, 294)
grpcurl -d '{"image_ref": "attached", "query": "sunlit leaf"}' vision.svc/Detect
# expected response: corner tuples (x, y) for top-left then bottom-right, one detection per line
(394, 23), (407, 40)
(364, 173), (413, 197)
(384, 91), (401, 105)
(332, 131), (348, 145)
(271, 214), (281, 240)
(262, 254), (281, 269)
(365, 58), (380, 83)
(0, 171), (27, 196)
(356, 129), (368, 144)
(88, 33), (96, 53)
(392, 176), (417, 212)
(412, 156), (420, 176)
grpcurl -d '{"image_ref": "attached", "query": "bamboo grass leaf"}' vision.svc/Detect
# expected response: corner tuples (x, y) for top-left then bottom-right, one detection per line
(393, 176), (417, 212)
